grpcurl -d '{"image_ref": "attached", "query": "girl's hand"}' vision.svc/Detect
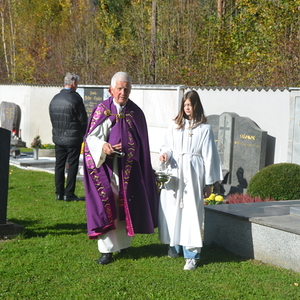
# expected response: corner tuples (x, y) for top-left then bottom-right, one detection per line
(159, 153), (168, 162)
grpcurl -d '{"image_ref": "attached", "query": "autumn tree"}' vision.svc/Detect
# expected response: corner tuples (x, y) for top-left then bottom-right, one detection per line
(0, 0), (300, 87)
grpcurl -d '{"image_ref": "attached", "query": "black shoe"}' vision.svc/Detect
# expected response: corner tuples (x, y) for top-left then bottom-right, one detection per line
(97, 253), (113, 265)
(56, 194), (64, 200)
(64, 194), (85, 201)
(119, 248), (128, 254)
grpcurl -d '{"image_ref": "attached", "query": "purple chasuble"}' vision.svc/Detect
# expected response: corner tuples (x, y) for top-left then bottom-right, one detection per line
(84, 97), (159, 239)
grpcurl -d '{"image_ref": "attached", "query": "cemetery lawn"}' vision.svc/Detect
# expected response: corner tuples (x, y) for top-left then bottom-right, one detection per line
(1, 166), (299, 300)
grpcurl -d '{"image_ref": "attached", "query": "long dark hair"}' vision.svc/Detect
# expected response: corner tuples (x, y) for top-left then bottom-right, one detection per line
(174, 90), (207, 129)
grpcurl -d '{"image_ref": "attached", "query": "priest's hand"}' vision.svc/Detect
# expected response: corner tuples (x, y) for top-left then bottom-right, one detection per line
(112, 142), (122, 152)
(103, 142), (114, 155)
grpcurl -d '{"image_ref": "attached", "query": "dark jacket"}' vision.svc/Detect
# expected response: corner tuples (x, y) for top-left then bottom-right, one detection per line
(49, 88), (88, 147)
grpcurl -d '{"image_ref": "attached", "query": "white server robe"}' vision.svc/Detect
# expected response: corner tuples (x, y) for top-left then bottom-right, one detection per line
(158, 120), (223, 252)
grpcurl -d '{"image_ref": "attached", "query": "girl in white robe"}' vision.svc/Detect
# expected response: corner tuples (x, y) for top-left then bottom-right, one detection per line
(159, 90), (223, 270)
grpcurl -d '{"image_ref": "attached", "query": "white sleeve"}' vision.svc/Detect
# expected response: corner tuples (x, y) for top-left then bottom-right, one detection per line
(86, 118), (111, 168)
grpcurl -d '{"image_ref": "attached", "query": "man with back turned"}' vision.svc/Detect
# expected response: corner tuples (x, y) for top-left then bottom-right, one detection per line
(49, 72), (87, 201)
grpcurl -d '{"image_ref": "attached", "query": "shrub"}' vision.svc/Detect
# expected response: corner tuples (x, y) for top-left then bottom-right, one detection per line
(247, 163), (300, 200)
(225, 193), (274, 204)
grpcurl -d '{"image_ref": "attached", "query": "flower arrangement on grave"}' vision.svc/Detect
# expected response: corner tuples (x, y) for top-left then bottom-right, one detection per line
(41, 143), (55, 149)
(31, 135), (42, 149)
(204, 186), (224, 205)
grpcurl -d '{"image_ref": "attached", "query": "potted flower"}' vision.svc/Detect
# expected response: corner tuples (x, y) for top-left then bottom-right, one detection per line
(31, 135), (42, 160)
(40, 143), (56, 157)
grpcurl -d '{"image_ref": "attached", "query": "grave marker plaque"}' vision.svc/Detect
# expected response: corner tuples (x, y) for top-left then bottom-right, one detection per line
(84, 88), (104, 117)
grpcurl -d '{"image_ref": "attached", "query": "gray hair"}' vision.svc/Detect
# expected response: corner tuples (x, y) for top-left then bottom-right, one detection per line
(111, 72), (131, 88)
(64, 72), (79, 86)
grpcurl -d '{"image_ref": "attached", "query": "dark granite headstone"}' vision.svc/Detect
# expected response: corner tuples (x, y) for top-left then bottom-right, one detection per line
(0, 128), (10, 224)
(207, 112), (267, 190)
(231, 116), (267, 187)
(84, 88), (104, 117)
(0, 127), (24, 238)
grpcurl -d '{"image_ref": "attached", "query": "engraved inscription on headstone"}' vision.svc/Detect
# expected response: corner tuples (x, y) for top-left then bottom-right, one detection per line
(84, 88), (104, 117)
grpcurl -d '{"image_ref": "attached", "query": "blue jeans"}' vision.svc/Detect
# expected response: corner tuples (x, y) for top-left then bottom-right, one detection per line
(170, 245), (200, 259)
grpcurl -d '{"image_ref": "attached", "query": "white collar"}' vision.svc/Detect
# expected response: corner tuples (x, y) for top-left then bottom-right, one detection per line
(113, 99), (126, 112)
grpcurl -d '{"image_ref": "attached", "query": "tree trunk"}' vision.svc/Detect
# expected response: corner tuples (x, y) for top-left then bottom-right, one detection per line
(150, 0), (156, 84)
(217, 0), (225, 20)
(0, 8), (10, 78)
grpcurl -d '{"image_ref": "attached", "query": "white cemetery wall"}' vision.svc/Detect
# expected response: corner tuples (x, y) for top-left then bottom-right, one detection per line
(130, 85), (185, 169)
(0, 84), (184, 170)
(288, 88), (300, 165)
(0, 84), (295, 170)
(79, 84), (185, 170)
(0, 85), (60, 147)
(195, 88), (290, 165)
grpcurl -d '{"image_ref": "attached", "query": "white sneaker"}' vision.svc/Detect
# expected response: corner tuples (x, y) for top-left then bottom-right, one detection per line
(183, 259), (197, 270)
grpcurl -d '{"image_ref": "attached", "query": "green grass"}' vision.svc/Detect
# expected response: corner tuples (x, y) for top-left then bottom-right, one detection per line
(1, 166), (299, 300)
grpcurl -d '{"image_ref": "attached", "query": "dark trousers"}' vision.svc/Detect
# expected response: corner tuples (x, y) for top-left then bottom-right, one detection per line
(55, 144), (81, 197)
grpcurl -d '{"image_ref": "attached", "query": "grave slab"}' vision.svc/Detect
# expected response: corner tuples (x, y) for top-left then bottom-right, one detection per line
(204, 200), (300, 273)
(290, 206), (300, 217)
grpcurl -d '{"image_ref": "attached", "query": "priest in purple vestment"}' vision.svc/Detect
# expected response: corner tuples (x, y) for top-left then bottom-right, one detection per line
(83, 72), (159, 265)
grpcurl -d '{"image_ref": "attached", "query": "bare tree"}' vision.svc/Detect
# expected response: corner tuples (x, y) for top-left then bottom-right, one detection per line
(0, 0), (15, 81)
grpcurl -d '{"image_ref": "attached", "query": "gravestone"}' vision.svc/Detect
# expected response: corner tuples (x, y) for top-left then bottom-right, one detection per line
(232, 115), (267, 187)
(0, 101), (20, 136)
(0, 128), (10, 224)
(217, 113), (238, 183)
(0, 101), (26, 147)
(207, 112), (267, 192)
(206, 115), (219, 146)
(0, 127), (24, 238)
